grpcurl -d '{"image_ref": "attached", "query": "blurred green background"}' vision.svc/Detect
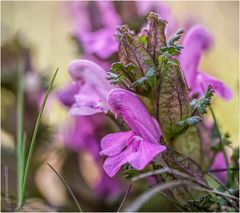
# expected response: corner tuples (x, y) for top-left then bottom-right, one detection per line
(1, 1), (239, 145)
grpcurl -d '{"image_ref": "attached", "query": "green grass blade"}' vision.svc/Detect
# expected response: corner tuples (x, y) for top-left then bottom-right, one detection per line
(117, 183), (132, 212)
(47, 163), (82, 212)
(16, 63), (25, 208)
(18, 68), (59, 209)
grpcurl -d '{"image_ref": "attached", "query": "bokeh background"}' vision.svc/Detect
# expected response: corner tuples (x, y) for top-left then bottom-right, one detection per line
(1, 1), (239, 212)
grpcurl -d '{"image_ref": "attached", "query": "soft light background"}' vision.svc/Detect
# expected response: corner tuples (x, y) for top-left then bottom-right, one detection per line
(2, 1), (239, 144)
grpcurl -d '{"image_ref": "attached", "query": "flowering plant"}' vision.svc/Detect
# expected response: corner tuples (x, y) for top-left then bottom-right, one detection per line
(6, 2), (238, 211)
(61, 11), (239, 211)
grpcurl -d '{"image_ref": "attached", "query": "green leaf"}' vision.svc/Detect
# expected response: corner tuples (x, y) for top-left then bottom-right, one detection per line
(191, 85), (214, 115)
(131, 68), (157, 89)
(156, 28), (184, 57)
(124, 168), (138, 179)
(177, 116), (202, 128)
(173, 127), (202, 165)
(147, 12), (167, 62)
(183, 194), (219, 211)
(106, 72), (124, 85)
(161, 46), (181, 56)
(116, 25), (156, 76)
(138, 34), (148, 46)
(168, 28), (184, 46)
(157, 62), (190, 142)
(111, 62), (135, 73)
(160, 148), (217, 209)
(107, 62), (136, 85)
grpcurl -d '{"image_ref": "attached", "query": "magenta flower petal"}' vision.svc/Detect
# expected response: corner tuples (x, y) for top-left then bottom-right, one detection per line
(196, 72), (233, 100)
(127, 137), (166, 170)
(68, 59), (111, 89)
(211, 152), (227, 183)
(67, 60), (113, 115)
(103, 150), (130, 177)
(179, 25), (213, 88)
(64, 117), (100, 159)
(101, 88), (166, 177)
(70, 83), (109, 116)
(71, 1), (120, 59)
(108, 88), (161, 143)
(100, 131), (133, 157)
(179, 25), (232, 100)
(70, 104), (104, 116)
(94, 172), (121, 197)
(57, 82), (81, 107)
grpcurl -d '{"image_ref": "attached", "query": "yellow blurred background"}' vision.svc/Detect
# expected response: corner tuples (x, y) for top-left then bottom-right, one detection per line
(2, 1), (239, 145)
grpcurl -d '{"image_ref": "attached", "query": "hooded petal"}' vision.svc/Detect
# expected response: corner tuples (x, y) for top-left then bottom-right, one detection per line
(70, 104), (104, 116)
(57, 82), (81, 107)
(127, 136), (166, 170)
(68, 68), (111, 116)
(107, 88), (160, 143)
(68, 59), (112, 91)
(179, 25), (213, 88)
(100, 131), (133, 156)
(196, 72), (233, 100)
(103, 150), (130, 177)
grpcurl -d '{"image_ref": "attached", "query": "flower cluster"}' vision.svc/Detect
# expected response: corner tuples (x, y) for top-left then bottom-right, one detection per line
(58, 4), (238, 211)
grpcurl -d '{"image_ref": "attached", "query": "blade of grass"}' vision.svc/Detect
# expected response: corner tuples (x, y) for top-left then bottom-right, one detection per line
(205, 168), (239, 173)
(117, 183), (132, 212)
(131, 167), (209, 189)
(125, 179), (239, 212)
(16, 63), (24, 208)
(47, 163), (82, 212)
(17, 68), (59, 210)
(21, 132), (27, 174)
(124, 180), (189, 212)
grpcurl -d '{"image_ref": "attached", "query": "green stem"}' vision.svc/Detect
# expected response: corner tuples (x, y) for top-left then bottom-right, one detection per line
(209, 106), (231, 186)
(16, 63), (24, 208)
(17, 68), (59, 210)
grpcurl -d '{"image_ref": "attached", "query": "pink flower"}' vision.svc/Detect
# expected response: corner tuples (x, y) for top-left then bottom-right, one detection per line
(67, 59), (114, 116)
(69, 2), (175, 60)
(70, 1), (121, 59)
(57, 87), (122, 197)
(179, 25), (232, 100)
(57, 82), (81, 107)
(94, 172), (121, 198)
(100, 88), (166, 177)
(211, 152), (227, 183)
(64, 116), (103, 159)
